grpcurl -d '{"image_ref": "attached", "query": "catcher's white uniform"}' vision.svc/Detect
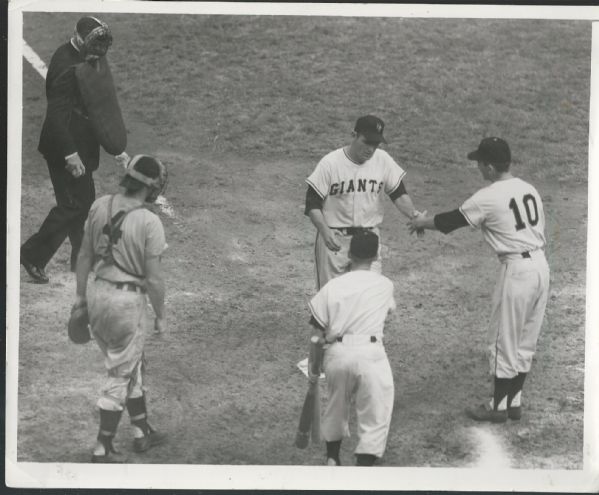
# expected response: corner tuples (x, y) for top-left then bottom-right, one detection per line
(309, 269), (396, 458)
(306, 148), (406, 288)
(460, 177), (550, 380)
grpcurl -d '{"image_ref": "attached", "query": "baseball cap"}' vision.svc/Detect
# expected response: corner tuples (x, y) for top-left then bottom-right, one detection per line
(354, 115), (387, 144)
(76, 16), (107, 38)
(120, 155), (161, 190)
(349, 231), (379, 260)
(467, 137), (511, 164)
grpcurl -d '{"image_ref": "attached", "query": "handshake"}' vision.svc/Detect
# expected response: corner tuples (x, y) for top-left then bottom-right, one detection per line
(408, 210), (429, 236)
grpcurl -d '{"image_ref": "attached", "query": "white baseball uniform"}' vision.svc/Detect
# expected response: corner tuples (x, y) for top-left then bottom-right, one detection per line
(459, 177), (550, 380)
(306, 147), (406, 288)
(83, 194), (166, 411)
(309, 269), (396, 458)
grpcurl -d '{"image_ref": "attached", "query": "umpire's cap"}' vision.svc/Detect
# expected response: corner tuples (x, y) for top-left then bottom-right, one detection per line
(349, 231), (379, 260)
(467, 137), (511, 164)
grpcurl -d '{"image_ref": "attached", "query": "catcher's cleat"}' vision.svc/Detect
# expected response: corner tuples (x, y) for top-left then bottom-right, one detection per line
(91, 448), (127, 463)
(21, 257), (49, 284)
(325, 457), (340, 466)
(133, 429), (167, 453)
(508, 406), (522, 420)
(465, 403), (507, 423)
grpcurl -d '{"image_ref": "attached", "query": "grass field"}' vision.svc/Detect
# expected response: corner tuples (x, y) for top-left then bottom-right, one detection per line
(16, 11), (589, 471)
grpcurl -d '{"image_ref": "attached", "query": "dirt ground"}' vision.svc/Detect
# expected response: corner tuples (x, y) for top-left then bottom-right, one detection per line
(14, 13), (588, 470)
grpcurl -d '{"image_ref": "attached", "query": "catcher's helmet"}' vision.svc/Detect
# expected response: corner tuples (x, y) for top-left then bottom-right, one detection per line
(120, 155), (168, 203)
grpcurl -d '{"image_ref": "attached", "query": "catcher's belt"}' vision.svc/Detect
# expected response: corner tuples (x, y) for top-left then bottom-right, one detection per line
(75, 57), (127, 155)
(331, 226), (375, 236)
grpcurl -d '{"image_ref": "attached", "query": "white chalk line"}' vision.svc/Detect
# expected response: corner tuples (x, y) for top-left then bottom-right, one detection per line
(468, 425), (512, 469)
(23, 39), (177, 220)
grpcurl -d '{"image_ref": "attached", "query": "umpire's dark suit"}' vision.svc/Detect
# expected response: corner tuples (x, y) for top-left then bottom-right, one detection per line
(21, 41), (100, 272)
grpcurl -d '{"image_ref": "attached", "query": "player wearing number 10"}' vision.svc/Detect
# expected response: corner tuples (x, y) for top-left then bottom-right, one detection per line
(409, 137), (550, 423)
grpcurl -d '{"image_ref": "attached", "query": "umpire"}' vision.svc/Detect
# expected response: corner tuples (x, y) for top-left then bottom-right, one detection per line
(21, 16), (128, 283)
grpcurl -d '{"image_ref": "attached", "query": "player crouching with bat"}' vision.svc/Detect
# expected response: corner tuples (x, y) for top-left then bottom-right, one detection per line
(304, 231), (397, 466)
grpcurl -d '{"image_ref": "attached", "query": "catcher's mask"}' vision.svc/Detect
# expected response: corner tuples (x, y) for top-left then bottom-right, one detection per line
(73, 16), (113, 61)
(121, 155), (168, 203)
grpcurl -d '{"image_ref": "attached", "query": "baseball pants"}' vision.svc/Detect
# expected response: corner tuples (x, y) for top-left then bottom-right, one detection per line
(321, 339), (394, 458)
(487, 250), (550, 379)
(314, 228), (382, 289)
(21, 155), (95, 269)
(88, 279), (148, 411)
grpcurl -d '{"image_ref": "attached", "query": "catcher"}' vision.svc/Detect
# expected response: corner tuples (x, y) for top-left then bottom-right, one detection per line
(73, 154), (168, 463)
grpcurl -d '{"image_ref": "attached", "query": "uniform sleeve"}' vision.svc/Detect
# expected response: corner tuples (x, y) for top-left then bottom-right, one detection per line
(383, 152), (407, 195)
(145, 214), (167, 258)
(308, 288), (329, 330)
(305, 158), (330, 199)
(45, 57), (78, 157)
(459, 191), (487, 228)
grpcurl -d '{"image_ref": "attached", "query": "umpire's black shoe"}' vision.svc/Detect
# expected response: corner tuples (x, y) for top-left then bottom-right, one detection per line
(20, 257), (49, 284)
(465, 403), (507, 423)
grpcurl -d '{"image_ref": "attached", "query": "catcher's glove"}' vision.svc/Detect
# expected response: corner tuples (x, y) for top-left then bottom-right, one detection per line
(68, 302), (91, 344)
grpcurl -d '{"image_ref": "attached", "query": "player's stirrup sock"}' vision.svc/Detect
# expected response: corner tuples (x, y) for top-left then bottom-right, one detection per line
(508, 372), (527, 407)
(356, 453), (377, 466)
(127, 395), (151, 437)
(493, 377), (511, 411)
(97, 409), (123, 454)
(326, 440), (342, 465)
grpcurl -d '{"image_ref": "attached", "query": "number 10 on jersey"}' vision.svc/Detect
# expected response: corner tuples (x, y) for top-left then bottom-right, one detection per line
(509, 194), (539, 231)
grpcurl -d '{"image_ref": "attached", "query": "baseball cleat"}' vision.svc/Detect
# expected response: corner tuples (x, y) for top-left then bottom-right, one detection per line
(91, 449), (127, 463)
(507, 406), (522, 420)
(465, 403), (507, 423)
(133, 429), (168, 453)
(21, 257), (49, 284)
(325, 457), (340, 466)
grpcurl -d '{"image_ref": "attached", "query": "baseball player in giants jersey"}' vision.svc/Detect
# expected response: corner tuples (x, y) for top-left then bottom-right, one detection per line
(305, 115), (422, 289)
(409, 137), (550, 423)
(308, 231), (396, 466)
(74, 155), (168, 462)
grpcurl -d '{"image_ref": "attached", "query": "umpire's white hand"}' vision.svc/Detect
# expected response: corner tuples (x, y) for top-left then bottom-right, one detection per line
(65, 152), (86, 178)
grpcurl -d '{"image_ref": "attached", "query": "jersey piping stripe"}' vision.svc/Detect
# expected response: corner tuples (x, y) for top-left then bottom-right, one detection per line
(387, 170), (407, 196)
(459, 205), (477, 228)
(305, 178), (325, 200)
(308, 300), (327, 329)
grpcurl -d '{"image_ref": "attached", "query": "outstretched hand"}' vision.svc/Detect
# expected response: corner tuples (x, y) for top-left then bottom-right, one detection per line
(408, 210), (428, 236)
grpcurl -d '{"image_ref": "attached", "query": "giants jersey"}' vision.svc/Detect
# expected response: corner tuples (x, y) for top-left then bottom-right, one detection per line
(306, 148), (406, 228)
(85, 195), (167, 282)
(309, 270), (396, 341)
(459, 177), (546, 255)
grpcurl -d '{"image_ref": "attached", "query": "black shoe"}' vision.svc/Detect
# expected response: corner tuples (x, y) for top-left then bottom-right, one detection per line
(21, 257), (49, 284)
(133, 429), (168, 453)
(465, 403), (507, 423)
(91, 447), (127, 463)
(508, 406), (522, 420)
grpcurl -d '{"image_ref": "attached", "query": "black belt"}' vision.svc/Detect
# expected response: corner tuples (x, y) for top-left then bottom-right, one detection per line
(336, 335), (378, 343)
(96, 277), (146, 293)
(331, 227), (374, 236)
(521, 252), (531, 258)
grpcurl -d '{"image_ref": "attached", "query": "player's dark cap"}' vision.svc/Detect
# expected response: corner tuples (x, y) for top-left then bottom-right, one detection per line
(354, 115), (387, 144)
(120, 155), (161, 191)
(349, 231), (379, 260)
(467, 137), (511, 164)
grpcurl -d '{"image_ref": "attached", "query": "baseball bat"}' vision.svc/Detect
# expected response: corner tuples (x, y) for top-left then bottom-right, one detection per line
(295, 335), (324, 449)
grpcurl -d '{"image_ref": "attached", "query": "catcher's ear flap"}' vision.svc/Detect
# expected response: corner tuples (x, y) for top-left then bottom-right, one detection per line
(68, 304), (92, 344)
